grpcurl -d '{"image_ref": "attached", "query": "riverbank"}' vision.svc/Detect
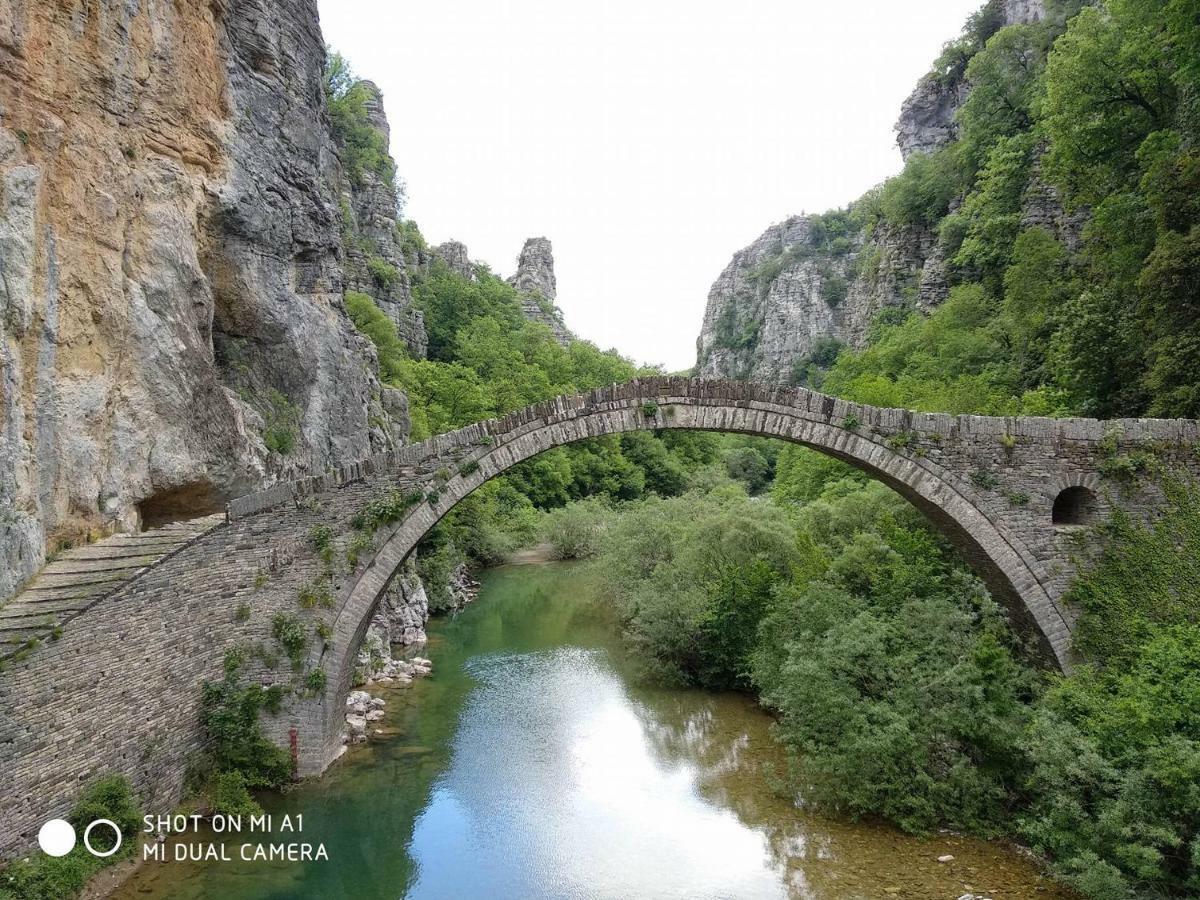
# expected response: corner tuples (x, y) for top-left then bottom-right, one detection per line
(106, 561), (1077, 900)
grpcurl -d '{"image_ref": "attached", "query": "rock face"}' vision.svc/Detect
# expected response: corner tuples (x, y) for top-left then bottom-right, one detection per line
(1021, 147), (1088, 252)
(0, 0), (415, 601)
(895, 76), (971, 161)
(338, 81), (427, 357)
(696, 218), (852, 382)
(1005, 0), (1046, 23)
(432, 240), (475, 280)
(353, 564), (430, 683)
(427, 235), (572, 345)
(508, 237), (572, 345)
(695, 216), (937, 382)
(698, 0), (1059, 384)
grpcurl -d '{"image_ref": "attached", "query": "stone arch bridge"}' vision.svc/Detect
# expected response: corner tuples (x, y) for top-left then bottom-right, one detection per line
(2, 377), (1198, 854)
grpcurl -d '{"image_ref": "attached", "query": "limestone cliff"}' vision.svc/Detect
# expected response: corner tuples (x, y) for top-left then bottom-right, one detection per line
(337, 80), (427, 358)
(895, 0), (1046, 161)
(0, 0), (413, 601)
(695, 214), (937, 383)
(696, 0), (1068, 384)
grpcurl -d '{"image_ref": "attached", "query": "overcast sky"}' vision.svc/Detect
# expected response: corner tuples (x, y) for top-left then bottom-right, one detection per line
(317, 0), (983, 371)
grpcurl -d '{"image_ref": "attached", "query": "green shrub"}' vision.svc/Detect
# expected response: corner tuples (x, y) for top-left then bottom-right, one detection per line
(305, 668), (327, 694)
(416, 544), (461, 614)
(209, 770), (260, 819)
(262, 389), (301, 456)
(1023, 625), (1200, 897)
(199, 655), (292, 790)
(541, 498), (611, 560)
(970, 469), (1000, 490)
(297, 579), (334, 610)
(345, 531), (374, 568)
(880, 147), (964, 229)
(345, 291), (408, 382)
(323, 53), (396, 188)
(271, 613), (308, 669)
(366, 256), (399, 288)
(0, 776), (141, 900)
(820, 272), (849, 306)
(354, 488), (424, 532)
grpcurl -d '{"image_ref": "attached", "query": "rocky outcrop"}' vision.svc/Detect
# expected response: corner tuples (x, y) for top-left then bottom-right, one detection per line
(695, 215), (937, 382)
(896, 76), (972, 161)
(508, 237), (572, 345)
(0, 0), (410, 601)
(353, 564), (430, 683)
(338, 81), (427, 357)
(344, 656), (430, 743)
(1004, 0), (1046, 23)
(433, 240), (475, 280)
(895, 0), (1047, 162)
(1021, 147), (1088, 252)
(427, 235), (572, 345)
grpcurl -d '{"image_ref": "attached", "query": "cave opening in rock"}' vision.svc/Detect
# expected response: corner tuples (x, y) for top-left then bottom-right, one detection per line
(137, 482), (223, 530)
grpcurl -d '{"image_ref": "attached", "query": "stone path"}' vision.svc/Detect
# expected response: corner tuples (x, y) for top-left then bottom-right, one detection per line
(0, 514), (225, 660)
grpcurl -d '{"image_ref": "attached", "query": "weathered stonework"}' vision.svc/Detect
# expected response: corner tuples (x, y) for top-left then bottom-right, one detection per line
(2, 377), (1197, 856)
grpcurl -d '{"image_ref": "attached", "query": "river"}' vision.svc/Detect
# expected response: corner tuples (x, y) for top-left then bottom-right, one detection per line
(112, 562), (1073, 899)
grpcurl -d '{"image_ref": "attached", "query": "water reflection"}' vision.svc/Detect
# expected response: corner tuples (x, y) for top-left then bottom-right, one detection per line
(113, 562), (1075, 900)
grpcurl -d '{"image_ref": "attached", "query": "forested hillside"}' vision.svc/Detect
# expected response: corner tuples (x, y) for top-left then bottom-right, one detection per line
(821, 0), (1200, 421)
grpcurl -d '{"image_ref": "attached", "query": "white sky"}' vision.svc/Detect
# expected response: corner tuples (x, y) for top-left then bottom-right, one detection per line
(317, 0), (983, 371)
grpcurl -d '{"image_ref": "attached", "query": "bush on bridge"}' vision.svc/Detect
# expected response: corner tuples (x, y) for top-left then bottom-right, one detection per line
(196, 651), (292, 818)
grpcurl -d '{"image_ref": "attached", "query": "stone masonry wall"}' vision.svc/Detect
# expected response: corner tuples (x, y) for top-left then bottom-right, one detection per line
(2, 377), (1198, 856)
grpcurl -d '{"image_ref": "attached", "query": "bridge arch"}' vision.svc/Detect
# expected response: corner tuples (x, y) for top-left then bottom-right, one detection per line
(290, 378), (1082, 774)
(6, 378), (1199, 851)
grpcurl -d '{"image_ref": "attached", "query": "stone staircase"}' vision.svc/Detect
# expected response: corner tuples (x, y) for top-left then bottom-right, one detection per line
(0, 514), (225, 660)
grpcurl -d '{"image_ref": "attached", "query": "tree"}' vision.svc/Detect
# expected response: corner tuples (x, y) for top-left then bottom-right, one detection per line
(1043, 2), (1179, 203)
(959, 24), (1049, 173)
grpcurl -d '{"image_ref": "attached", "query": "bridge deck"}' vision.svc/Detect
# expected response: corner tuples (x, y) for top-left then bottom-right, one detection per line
(0, 514), (225, 660)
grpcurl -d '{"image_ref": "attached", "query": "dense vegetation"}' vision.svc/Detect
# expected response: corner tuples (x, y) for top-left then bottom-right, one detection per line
(816, 0), (1200, 422)
(543, 440), (1199, 898)
(343, 233), (732, 607)
(323, 52), (397, 189)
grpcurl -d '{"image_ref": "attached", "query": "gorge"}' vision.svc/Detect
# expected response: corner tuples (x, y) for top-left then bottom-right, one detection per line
(3, 0), (1200, 898)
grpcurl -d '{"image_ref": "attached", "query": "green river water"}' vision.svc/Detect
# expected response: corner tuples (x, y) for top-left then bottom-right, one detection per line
(112, 562), (1073, 900)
